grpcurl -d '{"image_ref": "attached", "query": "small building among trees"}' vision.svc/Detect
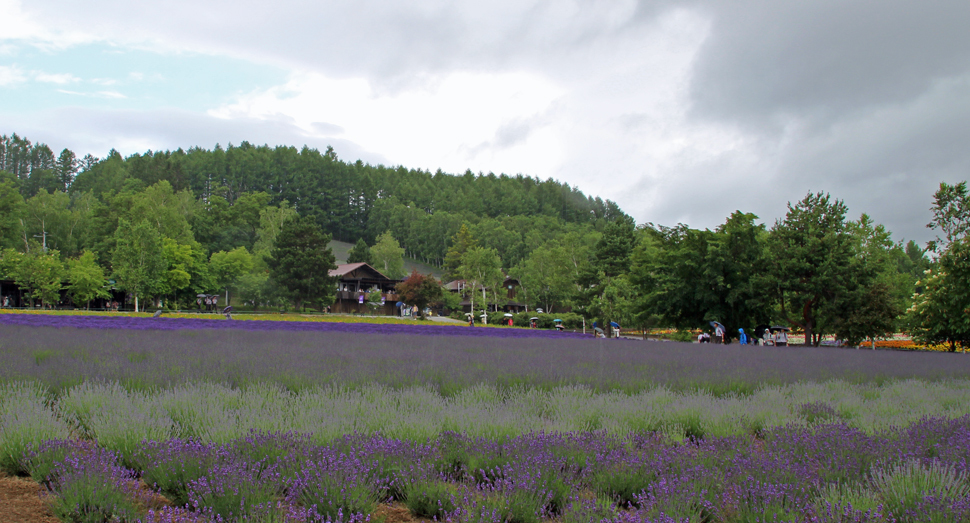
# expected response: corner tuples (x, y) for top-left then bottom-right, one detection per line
(443, 276), (527, 314)
(328, 263), (402, 315)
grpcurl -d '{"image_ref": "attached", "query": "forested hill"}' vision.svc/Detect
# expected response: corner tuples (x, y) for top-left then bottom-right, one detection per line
(0, 134), (627, 267)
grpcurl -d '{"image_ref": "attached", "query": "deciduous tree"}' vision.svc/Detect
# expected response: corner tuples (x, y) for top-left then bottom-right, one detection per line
(460, 246), (503, 323)
(909, 182), (970, 351)
(66, 250), (109, 309)
(209, 246), (254, 306)
(7, 246), (64, 308)
(371, 231), (405, 279)
(443, 224), (477, 280)
(395, 270), (443, 319)
(111, 219), (165, 312)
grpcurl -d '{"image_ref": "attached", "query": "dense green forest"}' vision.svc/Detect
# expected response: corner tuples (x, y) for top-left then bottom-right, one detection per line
(3, 132), (969, 349)
(0, 133), (618, 311)
(0, 133), (624, 265)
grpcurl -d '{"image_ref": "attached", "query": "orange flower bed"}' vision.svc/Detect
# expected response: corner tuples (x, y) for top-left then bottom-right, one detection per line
(872, 339), (962, 352)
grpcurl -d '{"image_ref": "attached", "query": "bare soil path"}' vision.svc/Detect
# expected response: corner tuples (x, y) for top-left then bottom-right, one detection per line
(0, 473), (58, 523)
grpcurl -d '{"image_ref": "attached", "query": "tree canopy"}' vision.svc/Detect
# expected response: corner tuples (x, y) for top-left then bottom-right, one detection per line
(266, 216), (338, 311)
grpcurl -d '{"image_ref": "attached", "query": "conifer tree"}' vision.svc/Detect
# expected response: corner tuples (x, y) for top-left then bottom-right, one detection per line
(347, 238), (372, 265)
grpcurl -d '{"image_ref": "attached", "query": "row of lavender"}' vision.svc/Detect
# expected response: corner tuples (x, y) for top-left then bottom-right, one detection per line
(15, 418), (970, 523)
(0, 313), (590, 339)
(4, 379), (970, 464)
(5, 323), (970, 395)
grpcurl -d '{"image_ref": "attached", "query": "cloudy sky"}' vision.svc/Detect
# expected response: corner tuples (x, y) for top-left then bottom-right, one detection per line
(2, 0), (968, 244)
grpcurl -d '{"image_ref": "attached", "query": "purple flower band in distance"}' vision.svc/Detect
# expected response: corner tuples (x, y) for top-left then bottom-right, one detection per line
(0, 313), (592, 340)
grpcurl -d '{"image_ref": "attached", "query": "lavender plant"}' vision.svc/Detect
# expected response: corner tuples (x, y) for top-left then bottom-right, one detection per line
(46, 442), (148, 523)
(402, 479), (459, 519)
(58, 381), (173, 464)
(869, 459), (970, 520)
(186, 458), (284, 522)
(133, 438), (218, 506)
(25, 438), (82, 487)
(0, 381), (70, 474)
(287, 455), (381, 522)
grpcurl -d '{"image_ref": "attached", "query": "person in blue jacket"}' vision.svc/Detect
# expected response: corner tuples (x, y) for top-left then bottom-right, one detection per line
(738, 328), (748, 345)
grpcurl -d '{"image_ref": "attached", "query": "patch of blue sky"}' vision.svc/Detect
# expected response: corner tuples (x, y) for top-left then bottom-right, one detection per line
(0, 42), (286, 114)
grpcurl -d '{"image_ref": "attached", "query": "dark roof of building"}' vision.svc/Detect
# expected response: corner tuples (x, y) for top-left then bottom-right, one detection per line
(443, 277), (519, 291)
(329, 263), (396, 281)
(443, 279), (465, 291)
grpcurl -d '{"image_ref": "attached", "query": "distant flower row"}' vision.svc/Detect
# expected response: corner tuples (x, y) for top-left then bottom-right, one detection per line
(0, 312), (588, 340)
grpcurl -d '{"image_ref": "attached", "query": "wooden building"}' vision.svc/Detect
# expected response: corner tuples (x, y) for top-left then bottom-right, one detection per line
(328, 263), (403, 315)
(442, 276), (527, 314)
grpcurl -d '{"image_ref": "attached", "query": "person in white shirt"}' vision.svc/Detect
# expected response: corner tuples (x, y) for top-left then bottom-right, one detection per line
(714, 323), (725, 344)
(775, 329), (788, 346)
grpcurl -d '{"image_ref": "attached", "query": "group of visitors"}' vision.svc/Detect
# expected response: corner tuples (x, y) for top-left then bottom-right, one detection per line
(197, 295), (219, 312)
(591, 321), (621, 338)
(698, 324), (789, 346)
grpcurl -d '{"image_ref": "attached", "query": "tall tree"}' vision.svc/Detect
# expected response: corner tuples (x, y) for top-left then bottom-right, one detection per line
(764, 193), (859, 345)
(209, 246), (254, 306)
(267, 216), (338, 311)
(705, 212), (771, 333)
(371, 231), (405, 279)
(66, 250), (110, 309)
(0, 173), (24, 249)
(577, 217), (636, 330)
(460, 246), (504, 323)
(23, 190), (72, 254)
(253, 200), (298, 255)
(6, 246), (64, 307)
(909, 182), (970, 351)
(158, 238), (199, 307)
(347, 238), (372, 265)
(55, 149), (78, 191)
(443, 224), (477, 280)
(111, 219), (165, 312)
(513, 240), (573, 313)
(832, 214), (906, 345)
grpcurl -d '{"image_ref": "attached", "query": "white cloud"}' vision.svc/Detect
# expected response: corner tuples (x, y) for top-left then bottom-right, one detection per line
(33, 71), (79, 84)
(0, 64), (26, 85)
(0, 0), (95, 48)
(211, 70), (566, 176)
(55, 88), (126, 99)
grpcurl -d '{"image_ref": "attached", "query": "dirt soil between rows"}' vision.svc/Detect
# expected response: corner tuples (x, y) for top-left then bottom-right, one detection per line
(0, 472), (58, 523)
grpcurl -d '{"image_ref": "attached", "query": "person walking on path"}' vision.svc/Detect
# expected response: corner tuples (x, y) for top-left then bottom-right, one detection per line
(738, 328), (748, 345)
(714, 323), (725, 344)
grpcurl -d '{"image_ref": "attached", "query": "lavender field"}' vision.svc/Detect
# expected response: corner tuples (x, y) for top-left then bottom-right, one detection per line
(9, 415), (970, 522)
(2, 319), (969, 393)
(3, 314), (970, 522)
